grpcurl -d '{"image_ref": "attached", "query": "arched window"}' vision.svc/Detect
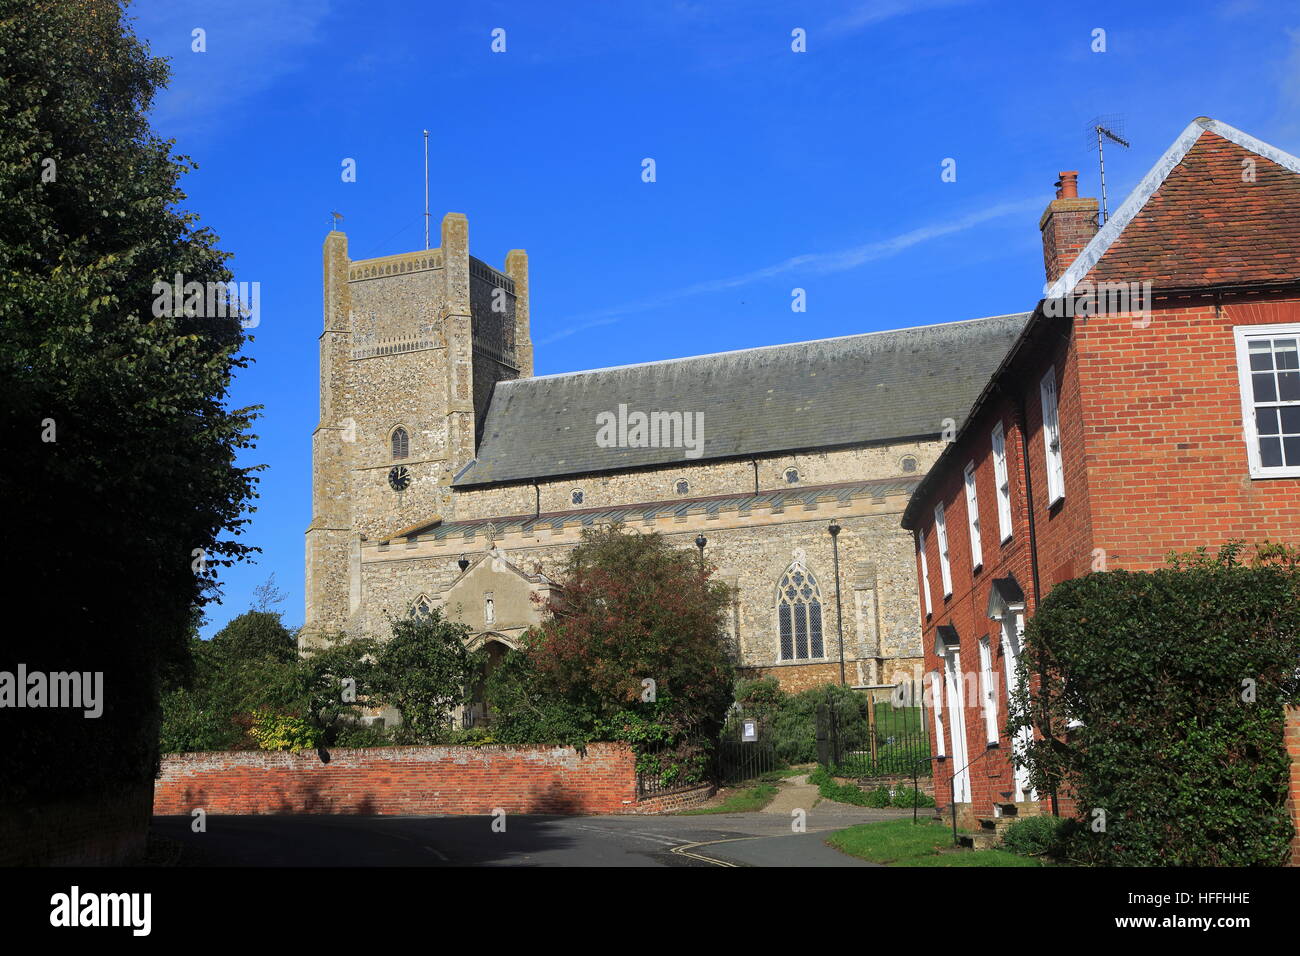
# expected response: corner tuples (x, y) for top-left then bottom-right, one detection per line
(775, 559), (825, 661)
(411, 595), (433, 619)
(391, 427), (409, 460)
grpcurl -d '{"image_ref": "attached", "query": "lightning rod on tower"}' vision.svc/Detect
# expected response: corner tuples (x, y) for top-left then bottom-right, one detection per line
(423, 130), (430, 249)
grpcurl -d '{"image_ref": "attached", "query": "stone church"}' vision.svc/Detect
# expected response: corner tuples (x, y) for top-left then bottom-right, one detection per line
(304, 212), (1026, 711)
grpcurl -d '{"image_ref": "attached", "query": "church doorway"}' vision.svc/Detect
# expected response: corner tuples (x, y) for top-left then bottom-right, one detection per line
(464, 638), (511, 728)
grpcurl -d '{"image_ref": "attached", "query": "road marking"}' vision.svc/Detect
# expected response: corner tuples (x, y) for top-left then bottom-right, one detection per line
(670, 837), (759, 867)
(567, 824), (680, 847)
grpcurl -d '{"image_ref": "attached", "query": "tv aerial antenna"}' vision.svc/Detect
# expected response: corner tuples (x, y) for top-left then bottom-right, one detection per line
(1086, 115), (1130, 224)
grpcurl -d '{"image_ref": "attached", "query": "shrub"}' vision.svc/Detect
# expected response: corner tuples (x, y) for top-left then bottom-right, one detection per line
(331, 722), (392, 748)
(731, 677), (786, 726)
(770, 683), (869, 765)
(864, 785), (893, 808)
(1001, 815), (1069, 858)
(248, 710), (319, 752)
(890, 786), (935, 809)
(809, 767), (888, 807)
(1016, 542), (1300, 866)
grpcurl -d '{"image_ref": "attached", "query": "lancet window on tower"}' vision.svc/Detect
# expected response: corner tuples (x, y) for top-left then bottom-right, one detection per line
(391, 426), (409, 460)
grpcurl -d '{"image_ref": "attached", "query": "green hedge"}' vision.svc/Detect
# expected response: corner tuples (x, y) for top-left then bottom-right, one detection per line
(1016, 544), (1300, 866)
(1001, 815), (1073, 858)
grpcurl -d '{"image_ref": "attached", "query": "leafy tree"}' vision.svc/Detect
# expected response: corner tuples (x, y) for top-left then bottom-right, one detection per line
(211, 610), (297, 664)
(365, 608), (477, 744)
(491, 525), (736, 771)
(481, 648), (592, 746)
(0, 1), (260, 807)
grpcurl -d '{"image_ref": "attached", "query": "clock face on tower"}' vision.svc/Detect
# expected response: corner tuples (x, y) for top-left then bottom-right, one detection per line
(388, 465), (411, 492)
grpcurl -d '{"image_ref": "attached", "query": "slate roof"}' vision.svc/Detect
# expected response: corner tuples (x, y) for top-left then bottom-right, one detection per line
(454, 313), (1031, 486)
(393, 478), (922, 544)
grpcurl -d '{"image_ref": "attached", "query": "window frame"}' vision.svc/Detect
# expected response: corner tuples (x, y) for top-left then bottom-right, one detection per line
(390, 425), (410, 461)
(929, 671), (947, 758)
(963, 462), (983, 571)
(933, 503), (953, 597)
(775, 561), (826, 662)
(916, 530), (933, 617)
(990, 421), (1013, 542)
(977, 636), (999, 746)
(1040, 366), (1065, 505)
(1234, 323), (1300, 479)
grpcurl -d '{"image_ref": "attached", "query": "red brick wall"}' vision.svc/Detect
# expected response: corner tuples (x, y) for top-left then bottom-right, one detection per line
(632, 782), (716, 814)
(915, 390), (1037, 818)
(154, 744), (643, 816)
(1075, 294), (1300, 571)
(0, 784), (153, 865)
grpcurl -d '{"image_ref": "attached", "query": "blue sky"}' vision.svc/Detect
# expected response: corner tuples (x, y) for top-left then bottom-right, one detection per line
(126, 0), (1300, 636)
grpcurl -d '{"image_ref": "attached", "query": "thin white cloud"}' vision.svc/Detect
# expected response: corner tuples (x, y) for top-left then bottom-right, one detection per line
(537, 197), (1039, 345)
(824, 0), (976, 37)
(1279, 27), (1300, 137)
(130, 0), (334, 137)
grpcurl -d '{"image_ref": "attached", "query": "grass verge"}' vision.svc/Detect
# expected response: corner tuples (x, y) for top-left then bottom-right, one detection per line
(678, 783), (779, 815)
(826, 818), (1043, 866)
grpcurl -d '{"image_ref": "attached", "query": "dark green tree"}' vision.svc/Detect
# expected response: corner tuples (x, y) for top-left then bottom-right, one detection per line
(211, 610), (298, 664)
(366, 608), (478, 744)
(0, 1), (260, 812)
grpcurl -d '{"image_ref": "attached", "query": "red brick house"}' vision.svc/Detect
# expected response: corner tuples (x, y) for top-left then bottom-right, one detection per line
(900, 117), (1300, 836)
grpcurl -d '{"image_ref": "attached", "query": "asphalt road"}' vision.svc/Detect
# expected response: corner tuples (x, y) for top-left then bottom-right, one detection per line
(150, 804), (913, 867)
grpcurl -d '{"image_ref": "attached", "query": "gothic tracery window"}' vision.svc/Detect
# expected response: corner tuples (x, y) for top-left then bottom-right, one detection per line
(775, 559), (825, 661)
(391, 426), (409, 460)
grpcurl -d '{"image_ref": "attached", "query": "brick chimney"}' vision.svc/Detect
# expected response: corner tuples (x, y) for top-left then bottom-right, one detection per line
(1039, 171), (1099, 286)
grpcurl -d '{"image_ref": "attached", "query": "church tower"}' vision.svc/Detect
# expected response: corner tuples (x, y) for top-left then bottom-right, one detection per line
(304, 213), (532, 639)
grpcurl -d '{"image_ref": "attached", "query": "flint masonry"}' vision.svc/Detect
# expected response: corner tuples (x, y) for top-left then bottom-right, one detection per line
(305, 212), (1025, 712)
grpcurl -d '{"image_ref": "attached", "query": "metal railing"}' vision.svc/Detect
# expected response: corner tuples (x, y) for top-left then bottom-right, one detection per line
(816, 685), (932, 779)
